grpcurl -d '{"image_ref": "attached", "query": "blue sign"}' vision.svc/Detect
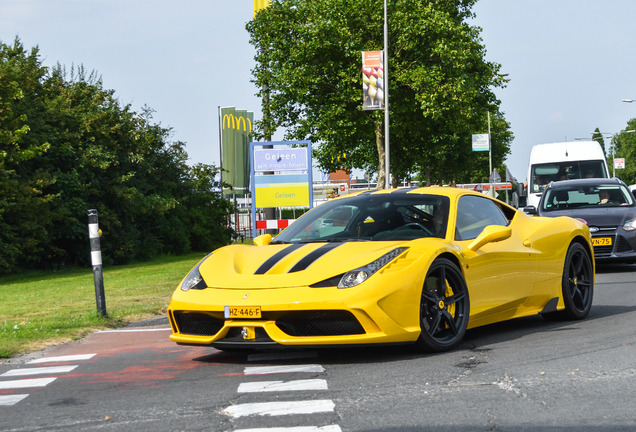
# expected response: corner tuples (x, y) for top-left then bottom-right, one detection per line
(249, 141), (314, 239)
(254, 148), (308, 172)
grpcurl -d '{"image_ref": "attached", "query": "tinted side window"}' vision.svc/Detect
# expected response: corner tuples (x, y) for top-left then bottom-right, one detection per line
(455, 196), (509, 241)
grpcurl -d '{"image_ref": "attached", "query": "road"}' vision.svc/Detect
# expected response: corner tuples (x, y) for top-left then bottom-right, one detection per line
(1, 264), (635, 432)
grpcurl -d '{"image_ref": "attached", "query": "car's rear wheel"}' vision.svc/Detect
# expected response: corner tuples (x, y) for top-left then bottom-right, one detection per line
(559, 242), (594, 320)
(414, 258), (470, 352)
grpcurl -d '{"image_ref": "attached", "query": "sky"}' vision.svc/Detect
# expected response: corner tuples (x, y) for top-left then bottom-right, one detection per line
(2, 0), (636, 182)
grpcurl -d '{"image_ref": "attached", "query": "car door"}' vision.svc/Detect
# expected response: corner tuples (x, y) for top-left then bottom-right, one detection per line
(453, 195), (537, 327)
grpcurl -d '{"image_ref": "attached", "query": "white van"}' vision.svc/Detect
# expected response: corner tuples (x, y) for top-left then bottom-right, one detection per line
(526, 141), (610, 208)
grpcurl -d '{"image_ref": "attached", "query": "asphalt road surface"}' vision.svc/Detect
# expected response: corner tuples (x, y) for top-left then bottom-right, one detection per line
(1, 264), (635, 432)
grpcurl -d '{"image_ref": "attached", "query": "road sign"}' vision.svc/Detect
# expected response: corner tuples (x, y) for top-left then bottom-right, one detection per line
(472, 134), (490, 152)
(489, 168), (501, 183)
(614, 158), (625, 169)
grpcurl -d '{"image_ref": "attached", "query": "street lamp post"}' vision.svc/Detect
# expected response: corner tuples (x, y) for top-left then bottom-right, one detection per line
(485, 73), (507, 197)
(487, 112), (493, 196)
(383, 0), (390, 189)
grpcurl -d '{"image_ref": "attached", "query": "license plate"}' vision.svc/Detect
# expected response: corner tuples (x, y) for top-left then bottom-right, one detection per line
(592, 237), (612, 246)
(224, 306), (261, 319)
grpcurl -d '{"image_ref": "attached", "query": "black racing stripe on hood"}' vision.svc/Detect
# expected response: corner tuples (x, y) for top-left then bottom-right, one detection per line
(288, 242), (343, 273)
(254, 243), (305, 274)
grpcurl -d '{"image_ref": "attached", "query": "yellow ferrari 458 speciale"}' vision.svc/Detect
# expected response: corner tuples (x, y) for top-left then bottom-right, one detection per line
(168, 187), (594, 352)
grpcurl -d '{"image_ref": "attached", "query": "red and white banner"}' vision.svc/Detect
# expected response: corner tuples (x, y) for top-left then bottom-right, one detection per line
(255, 219), (295, 230)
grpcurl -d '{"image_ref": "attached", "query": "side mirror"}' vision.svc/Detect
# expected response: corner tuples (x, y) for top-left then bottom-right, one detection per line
(523, 205), (537, 215)
(517, 183), (526, 197)
(253, 234), (272, 246)
(467, 225), (512, 251)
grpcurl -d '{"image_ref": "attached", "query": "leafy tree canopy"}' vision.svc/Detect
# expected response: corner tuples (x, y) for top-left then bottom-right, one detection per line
(610, 121), (636, 184)
(0, 38), (234, 274)
(247, 0), (513, 187)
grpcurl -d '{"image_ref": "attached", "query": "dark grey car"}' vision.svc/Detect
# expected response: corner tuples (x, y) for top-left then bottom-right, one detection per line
(524, 178), (636, 263)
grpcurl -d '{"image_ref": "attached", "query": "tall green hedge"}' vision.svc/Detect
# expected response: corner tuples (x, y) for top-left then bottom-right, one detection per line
(0, 38), (235, 274)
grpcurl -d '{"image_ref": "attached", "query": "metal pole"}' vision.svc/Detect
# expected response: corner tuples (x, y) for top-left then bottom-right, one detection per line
(87, 209), (107, 317)
(218, 106), (223, 189)
(383, 0), (390, 189)
(488, 112), (493, 197)
(262, 55), (277, 234)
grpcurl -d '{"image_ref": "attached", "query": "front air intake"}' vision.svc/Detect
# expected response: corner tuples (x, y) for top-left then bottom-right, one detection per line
(173, 311), (224, 336)
(276, 310), (365, 336)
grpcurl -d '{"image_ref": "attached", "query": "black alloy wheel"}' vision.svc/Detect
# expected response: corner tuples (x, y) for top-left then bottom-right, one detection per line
(560, 242), (594, 319)
(414, 258), (470, 352)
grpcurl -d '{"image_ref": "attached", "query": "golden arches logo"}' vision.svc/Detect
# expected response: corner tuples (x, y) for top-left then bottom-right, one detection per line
(223, 114), (252, 132)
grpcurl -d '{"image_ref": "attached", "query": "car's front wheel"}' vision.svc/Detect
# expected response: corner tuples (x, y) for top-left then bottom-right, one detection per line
(414, 258), (470, 352)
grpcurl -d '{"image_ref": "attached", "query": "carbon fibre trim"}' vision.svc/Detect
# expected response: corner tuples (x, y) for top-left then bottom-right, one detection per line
(390, 188), (417, 194)
(254, 243), (305, 274)
(289, 242), (343, 273)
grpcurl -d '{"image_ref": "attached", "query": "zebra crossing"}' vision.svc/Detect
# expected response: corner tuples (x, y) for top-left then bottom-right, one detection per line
(225, 360), (342, 432)
(1, 350), (343, 430)
(0, 353), (96, 406)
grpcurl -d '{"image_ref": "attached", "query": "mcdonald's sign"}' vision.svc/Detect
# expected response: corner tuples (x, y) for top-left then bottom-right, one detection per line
(220, 107), (254, 194)
(223, 113), (253, 132)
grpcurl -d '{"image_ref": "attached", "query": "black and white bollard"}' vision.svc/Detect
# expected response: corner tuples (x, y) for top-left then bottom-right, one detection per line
(87, 209), (107, 317)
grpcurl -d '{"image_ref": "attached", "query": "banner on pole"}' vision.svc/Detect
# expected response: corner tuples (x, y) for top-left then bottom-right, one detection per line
(221, 107), (253, 195)
(362, 51), (384, 110)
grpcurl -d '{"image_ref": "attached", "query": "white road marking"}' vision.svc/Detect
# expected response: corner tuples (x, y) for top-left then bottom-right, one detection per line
(234, 426), (342, 432)
(97, 328), (171, 333)
(27, 353), (96, 364)
(1, 365), (78, 377)
(244, 364), (325, 375)
(0, 394), (29, 406)
(2, 354), (95, 407)
(225, 399), (335, 418)
(238, 379), (328, 393)
(0, 377), (56, 390)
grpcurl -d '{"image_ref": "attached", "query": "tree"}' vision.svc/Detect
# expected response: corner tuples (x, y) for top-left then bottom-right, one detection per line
(0, 38), (235, 274)
(611, 120), (636, 184)
(592, 127), (608, 156)
(247, 0), (511, 187)
(0, 39), (56, 272)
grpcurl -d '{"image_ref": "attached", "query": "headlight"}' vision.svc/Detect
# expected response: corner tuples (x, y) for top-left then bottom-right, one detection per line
(624, 218), (636, 231)
(180, 254), (211, 291)
(338, 247), (408, 289)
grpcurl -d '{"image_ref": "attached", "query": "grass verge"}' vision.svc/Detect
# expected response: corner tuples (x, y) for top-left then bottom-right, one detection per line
(0, 252), (206, 358)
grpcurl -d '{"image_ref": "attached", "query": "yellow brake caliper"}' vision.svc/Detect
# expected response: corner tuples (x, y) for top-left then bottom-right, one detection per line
(444, 279), (455, 327)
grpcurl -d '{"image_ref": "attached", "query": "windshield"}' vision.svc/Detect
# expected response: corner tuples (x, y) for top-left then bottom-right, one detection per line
(530, 160), (607, 193)
(273, 193), (450, 243)
(541, 184), (634, 212)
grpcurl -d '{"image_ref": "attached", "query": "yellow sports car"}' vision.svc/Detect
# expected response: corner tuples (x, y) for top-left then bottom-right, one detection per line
(168, 187), (594, 352)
